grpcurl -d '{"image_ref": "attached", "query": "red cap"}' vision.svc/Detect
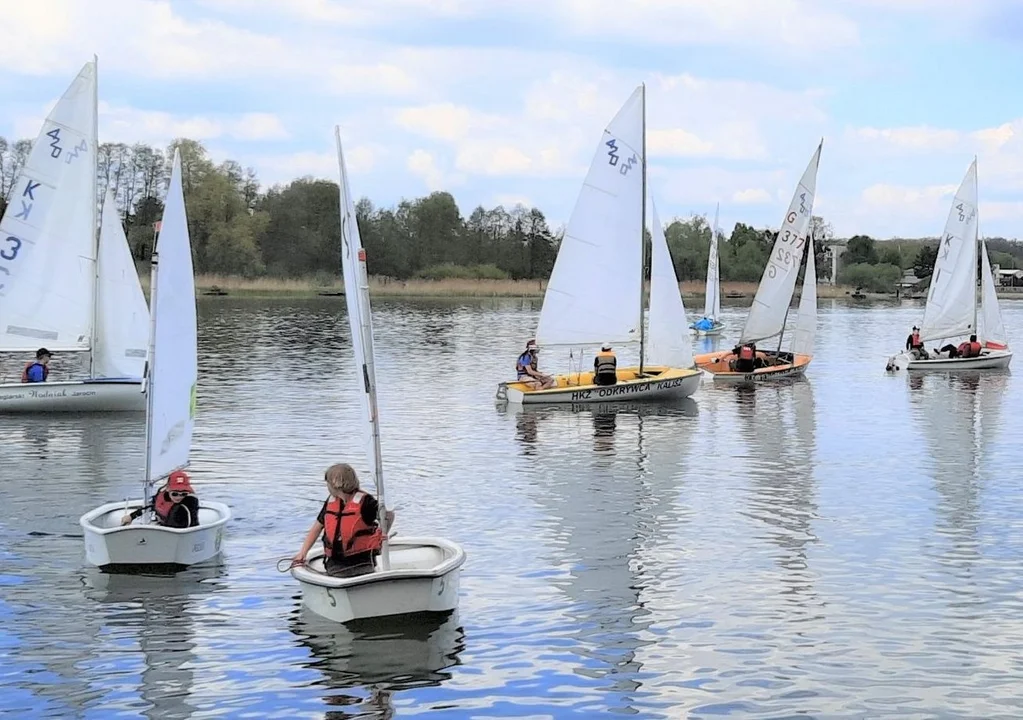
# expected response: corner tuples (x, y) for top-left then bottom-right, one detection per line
(167, 470), (194, 493)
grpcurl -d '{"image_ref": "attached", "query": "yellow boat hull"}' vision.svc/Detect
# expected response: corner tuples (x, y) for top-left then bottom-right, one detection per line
(496, 366), (701, 404)
(694, 351), (811, 383)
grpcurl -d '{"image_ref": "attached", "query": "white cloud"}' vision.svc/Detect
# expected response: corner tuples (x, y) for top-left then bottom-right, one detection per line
(407, 149), (449, 191)
(852, 126), (961, 151)
(732, 188), (773, 204)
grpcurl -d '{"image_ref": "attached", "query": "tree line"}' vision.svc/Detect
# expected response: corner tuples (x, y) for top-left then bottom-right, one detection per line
(1, 134), (1020, 287)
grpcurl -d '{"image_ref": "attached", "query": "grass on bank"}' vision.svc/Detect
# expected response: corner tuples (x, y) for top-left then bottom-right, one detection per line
(137, 271), (877, 299)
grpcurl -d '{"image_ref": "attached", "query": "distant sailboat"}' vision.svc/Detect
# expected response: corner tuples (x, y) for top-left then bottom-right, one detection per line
(695, 141), (823, 382)
(0, 58), (148, 412)
(495, 84), (701, 405)
(690, 203), (725, 336)
(886, 159), (1012, 371)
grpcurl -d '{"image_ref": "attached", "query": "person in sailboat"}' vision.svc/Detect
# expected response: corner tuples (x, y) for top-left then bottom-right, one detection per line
(20, 348), (51, 383)
(731, 343), (757, 373)
(593, 343), (618, 386)
(692, 317), (715, 332)
(905, 326), (928, 359)
(516, 339), (555, 390)
(119, 470), (201, 528)
(292, 463), (395, 578)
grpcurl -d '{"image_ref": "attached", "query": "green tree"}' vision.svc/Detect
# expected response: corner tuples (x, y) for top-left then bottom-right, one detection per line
(845, 235), (879, 265)
(913, 244), (938, 279)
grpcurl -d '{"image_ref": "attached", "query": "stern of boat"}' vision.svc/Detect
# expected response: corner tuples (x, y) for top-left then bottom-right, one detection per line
(80, 500), (230, 571)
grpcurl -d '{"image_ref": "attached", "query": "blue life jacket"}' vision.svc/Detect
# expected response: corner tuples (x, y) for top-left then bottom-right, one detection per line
(24, 363), (47, 383)
(516, 352), (534, 379)
(694, 317), (714, 330)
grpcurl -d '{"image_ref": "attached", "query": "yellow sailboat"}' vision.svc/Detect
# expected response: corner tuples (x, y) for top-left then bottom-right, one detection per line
(495, 84), (701, 405)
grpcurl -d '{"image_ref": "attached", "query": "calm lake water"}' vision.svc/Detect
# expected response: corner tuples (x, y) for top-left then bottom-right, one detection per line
(4, 296), (1023, 719)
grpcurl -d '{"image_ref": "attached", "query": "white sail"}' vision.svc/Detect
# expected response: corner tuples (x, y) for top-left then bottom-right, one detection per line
(790, 234), (817, 357)
(740, 141), (823, 344)
(535, 85), (644, 348)
(0, 60), (97, 351)
(703, 203), (721, 320)
(919, 159), (978, 343)
(146, 151), (197, 483)
(92, 190), (149, 378)
(336, 126), (385, 502)
(979, 239), (1007, 347)
(647, 198), (694, 368)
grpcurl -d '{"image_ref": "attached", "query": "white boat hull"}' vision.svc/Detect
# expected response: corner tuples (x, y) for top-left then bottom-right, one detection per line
(80, 500), (231, 571)
(886, 349), (1013, 372)
(292, 538), (465, 624)
(0, 378), (145, 412)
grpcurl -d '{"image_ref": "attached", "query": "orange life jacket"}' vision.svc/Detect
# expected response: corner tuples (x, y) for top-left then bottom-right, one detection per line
(738, 345), (755, 361)
(968, 341), (981, 357)
(322, 491), (383, 558)
(910, 332), (921, 348)
(153, 487), (174, 524)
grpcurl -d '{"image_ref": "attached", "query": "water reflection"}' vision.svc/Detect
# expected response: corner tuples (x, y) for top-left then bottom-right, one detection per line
(515, 402), (698, 715)
(81, 568), (227, 720)
(737, 379), (821, 616)
(289, 609), (464, 718)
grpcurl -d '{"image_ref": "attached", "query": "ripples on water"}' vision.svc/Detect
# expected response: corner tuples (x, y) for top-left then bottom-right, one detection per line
(4, 297), (1023, 718)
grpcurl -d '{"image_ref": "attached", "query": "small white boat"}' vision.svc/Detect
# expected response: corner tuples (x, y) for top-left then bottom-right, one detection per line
(886, 159), (1013, 372)
(80, 150), (230, 571)
(0, 58), (148, 412)
(696, 142), (823, 383)
(291, 127), (465, 623)
(690, 203), (726, 336)
(495, 84), (701, 405)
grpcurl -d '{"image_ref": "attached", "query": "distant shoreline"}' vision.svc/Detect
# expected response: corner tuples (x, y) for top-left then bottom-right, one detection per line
(135, 274), (1023, 300)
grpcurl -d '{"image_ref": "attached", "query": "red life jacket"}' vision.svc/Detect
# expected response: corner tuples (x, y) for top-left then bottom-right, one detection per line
(322, 491), (383, 558)
(957, 342), (971, 357)
(910, 332), (921, 348)
(738, 345), (755, 361)
(153, 488), (174, 524)
(968, 341), (981, 357)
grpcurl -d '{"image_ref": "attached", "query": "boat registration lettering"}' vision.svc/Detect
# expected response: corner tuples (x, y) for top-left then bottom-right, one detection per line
(571, 389), (592, 401)
(192, 541), (205, 553)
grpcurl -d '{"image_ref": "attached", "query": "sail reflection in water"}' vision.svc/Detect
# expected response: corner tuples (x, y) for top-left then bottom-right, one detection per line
(511, 401), (699, 716)
(290, 609), (464, 718)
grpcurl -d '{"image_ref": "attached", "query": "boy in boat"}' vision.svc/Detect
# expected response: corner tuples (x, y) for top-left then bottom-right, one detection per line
(120, 470), (201, 528)
(516, 339), (555, 390)
(292, 463), (395, 578)
(905, 326), (928, 359)
(21, 348), (51, 383)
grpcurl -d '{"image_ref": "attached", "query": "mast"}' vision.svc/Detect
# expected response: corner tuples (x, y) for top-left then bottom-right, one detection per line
(88, 54), (100, 377)
(973, 156), (979, 337)
(141, 249), (159, 520)
(638, 82), (647, 375)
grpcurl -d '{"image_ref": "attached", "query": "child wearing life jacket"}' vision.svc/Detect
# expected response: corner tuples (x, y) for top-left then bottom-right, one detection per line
(291, 463), (395, 578)
(120, 470), (201, 528)
(21, 348), (51, 383)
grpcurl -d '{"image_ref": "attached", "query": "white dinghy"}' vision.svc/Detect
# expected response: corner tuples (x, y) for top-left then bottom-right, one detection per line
(80, 151), (230, 571)
(886, 159), (1012, 372)
(291, 127), (465, 623)
(0, 58), (149, 412)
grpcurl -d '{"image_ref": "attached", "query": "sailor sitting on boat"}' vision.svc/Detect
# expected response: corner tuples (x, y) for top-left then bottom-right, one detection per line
(516, 339), (555, 390)
(292, 463), (395, 578)
(120, 470), (201, 528)
(692, 317), (715, 331)
(932, 335), (982, 360)
(905, 326), (929, 359)
(21, 348), (51, 383)
(593, 343), (618, 386)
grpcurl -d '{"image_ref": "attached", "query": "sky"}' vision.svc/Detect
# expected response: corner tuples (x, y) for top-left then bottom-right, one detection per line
(3, 0), (1023, 239)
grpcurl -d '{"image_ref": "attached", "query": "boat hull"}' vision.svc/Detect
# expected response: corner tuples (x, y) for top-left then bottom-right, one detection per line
(495, 366), (701, 405)
(690, 320), (726, 336)
(80, 500), (231, 571)
(292, 538), (465, 624)
(695, 351), (812, 383)
(886, 349), (1013, 372)
(0, 378), (145, 413)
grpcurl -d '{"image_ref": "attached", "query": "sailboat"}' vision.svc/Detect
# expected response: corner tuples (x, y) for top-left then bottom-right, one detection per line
(495, 84), (702, 405)
(0, 59), (149, 412)
(79, 150), (231, 571)
(290, 127), (465, 624)
(886, 159), (1012, 371)
(695, 141), (823, 382)
(690, 203), (725, 335)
